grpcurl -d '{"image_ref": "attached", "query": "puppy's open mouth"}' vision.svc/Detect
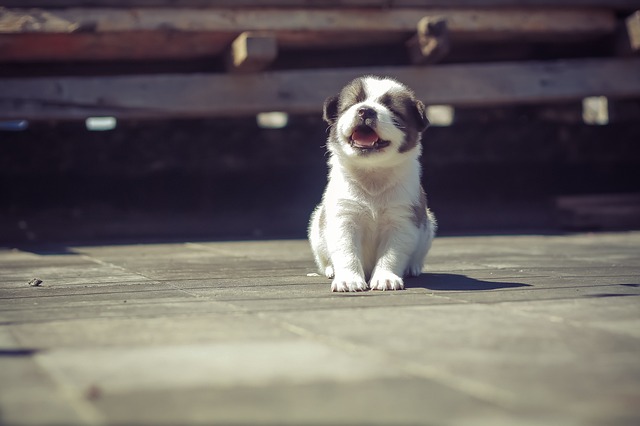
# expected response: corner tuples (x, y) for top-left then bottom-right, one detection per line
(349, 125), (391, 151)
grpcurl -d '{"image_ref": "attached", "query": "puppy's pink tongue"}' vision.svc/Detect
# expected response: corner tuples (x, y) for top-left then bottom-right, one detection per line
(351, 127), (378, 147)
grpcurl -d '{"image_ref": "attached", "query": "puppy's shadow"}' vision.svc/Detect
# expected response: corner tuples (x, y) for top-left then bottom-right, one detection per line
(407, 273), (530, 291)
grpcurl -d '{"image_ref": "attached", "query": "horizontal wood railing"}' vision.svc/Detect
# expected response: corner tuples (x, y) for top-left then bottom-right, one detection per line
(1, 2), (639, 121)
(2, 58), (639, 120)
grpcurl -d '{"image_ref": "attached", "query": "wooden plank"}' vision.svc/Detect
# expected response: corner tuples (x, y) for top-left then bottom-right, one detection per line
(0, 32), (406, 63)
(0, 32), (235, 62)
(1, 58), (639, 120)
(556, 193), (640, 230)
(0, 7), (615, 34)
(0, 7), (617, 62)
(2, 1), (640, 10)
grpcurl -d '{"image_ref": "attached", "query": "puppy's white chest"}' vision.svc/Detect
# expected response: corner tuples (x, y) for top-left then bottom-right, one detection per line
(346, 203), (410, 272)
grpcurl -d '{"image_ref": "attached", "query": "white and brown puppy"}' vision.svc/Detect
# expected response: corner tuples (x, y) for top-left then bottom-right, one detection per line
(309, 75), (437, 292)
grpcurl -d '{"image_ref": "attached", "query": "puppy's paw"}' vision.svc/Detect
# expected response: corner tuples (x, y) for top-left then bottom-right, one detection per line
(370, 271), (404, 291)
(324, 265), (335, 279)
(331, 276), (368, 292)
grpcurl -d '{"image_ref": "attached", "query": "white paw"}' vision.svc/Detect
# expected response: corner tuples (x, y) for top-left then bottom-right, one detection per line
(331, 276), (368, 292)
(325, 265), (335, 279)
(369, 271), (404, 291)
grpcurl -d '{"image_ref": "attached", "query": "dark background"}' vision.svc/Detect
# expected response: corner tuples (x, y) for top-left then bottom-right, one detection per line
(2, 101), (639, 244)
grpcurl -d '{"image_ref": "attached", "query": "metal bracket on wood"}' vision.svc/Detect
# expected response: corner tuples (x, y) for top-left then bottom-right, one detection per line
(406, 16), (450, 65)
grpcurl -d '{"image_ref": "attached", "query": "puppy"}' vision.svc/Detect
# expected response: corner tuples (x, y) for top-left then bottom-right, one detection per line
(309, 75), (437, 292)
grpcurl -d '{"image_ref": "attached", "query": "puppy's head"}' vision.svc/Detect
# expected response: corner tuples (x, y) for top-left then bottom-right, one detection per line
(323, 76), (429, 164)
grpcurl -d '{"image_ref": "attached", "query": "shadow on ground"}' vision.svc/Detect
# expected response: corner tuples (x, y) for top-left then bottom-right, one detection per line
(408, 273), (531, 291)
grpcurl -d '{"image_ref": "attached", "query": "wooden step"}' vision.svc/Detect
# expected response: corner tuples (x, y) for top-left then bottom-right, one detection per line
(2, 58), (639, 120)
(3, 0), (640, 9)
(0, 7), (616, 62)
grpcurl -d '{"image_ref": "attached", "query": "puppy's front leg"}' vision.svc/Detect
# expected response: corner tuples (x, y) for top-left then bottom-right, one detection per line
(326, 217), (368, 292)
(370, 223), (417, 291)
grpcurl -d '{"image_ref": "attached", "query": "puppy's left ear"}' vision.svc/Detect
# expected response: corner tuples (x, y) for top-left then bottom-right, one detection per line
(323, 95), (339, 125)
(413, 100), (430, 132)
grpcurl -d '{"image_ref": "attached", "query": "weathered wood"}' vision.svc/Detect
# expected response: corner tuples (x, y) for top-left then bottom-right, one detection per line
(0, 7), (616, 61)
(406, 17), (450, 65)
(0, 7), (615, 34)
(556, 193), (640, 230)
(1, 58), (639, 120)
(2, 1), (640, 10)
(0, 33), (236, 62)
(226, 32), (278, 73)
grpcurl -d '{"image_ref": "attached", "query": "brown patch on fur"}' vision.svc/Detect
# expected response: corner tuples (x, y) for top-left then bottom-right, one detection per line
(412, 187), (428, 228)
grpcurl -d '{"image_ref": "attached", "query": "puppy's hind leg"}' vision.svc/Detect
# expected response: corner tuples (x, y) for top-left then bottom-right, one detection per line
(406, 210), (437, 277)
(308, 204), (334, 278)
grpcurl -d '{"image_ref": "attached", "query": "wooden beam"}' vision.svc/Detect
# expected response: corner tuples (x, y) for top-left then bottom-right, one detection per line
(2, 58), (639, 121)
(0, 7), (616, 62)
(0, 7), (615, 35)
(2, 1), (640, 10)
(0, 32), (236, 62)
(226, 32), (278, 73)
(556, 193), (640, 230)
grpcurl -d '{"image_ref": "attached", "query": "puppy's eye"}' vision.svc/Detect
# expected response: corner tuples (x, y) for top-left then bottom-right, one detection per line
(389, 108), (405, 120)
(392, 117), (405, 128)
(388, 108), (406, 126)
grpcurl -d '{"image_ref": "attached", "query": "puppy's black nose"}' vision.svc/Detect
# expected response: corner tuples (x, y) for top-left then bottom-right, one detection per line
(357, 107), (376, 119)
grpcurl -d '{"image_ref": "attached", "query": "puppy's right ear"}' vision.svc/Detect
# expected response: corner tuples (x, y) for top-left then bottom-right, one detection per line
(323, 95), (339, 125)
(414, 100), (430, 132)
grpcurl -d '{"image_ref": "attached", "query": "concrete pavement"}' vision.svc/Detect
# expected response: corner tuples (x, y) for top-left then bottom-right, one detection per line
(1, 232), (639, 425)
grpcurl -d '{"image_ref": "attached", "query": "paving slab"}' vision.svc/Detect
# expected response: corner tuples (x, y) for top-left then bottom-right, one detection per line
(0, 232), (639, 425)
(269, 302), (640, 421)
(92, 379), (531, 426)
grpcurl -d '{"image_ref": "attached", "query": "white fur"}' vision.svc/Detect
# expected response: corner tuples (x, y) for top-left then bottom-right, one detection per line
(309, 77), (436, 292)
(363, 77), (404, 100)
